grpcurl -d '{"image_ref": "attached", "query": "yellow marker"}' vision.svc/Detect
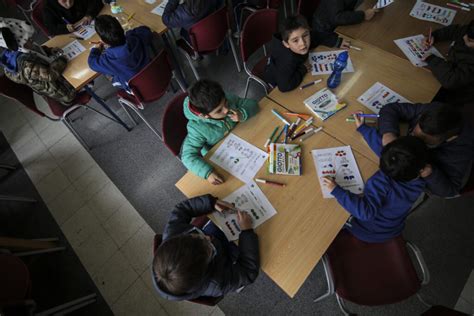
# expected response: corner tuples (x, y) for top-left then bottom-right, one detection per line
(127, 12), (135, 22)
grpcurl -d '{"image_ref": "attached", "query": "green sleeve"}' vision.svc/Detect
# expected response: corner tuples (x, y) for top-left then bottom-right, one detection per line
(181, 125), (213, 179)
(226, 94), (259, 122)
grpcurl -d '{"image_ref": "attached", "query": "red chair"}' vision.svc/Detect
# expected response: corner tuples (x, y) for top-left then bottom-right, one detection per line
(297, 0), (321, 24)
(31, 0), (50, 37)
(176, 6), (241, 80)
(314, 230), (430, 315)
(240, 9), (278, 98)
(152, 216), (224, 306)
(116, 50), (186, 141)
(161, 92), (189, 157)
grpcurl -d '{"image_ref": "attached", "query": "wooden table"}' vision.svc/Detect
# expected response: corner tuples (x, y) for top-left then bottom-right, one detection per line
(267, 39), (440, 164)
(175, 97), (378, 297)
(116, 0), (168, 34)
(336, 0), (474, 60)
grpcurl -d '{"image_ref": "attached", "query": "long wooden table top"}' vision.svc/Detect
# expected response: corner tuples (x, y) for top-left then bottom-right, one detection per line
(116, 0), (168, 34)
(336, 0), (474, 60)
(175, 97), (378, 297)
(267, 38), (440, 164)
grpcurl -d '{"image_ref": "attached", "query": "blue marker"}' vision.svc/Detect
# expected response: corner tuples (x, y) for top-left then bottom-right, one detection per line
(271, 109), (291, 126)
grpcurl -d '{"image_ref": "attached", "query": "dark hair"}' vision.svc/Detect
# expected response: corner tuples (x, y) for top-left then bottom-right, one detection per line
(189, 79), (225, 114)
(467, 20), (474, 39)
(153, 235), (211, 295)
(184, 0), (206, 16)
(280, 15), (309, 42)
(1, 27), (19, 51)
(94, 15), (126, 47)
(380, 136), (429, 182)
(418, 104), (462, 139)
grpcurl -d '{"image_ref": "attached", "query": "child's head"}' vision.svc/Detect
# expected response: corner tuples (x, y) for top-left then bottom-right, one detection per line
(189, 79), (229, 119)
(94, 15), (126, 47)
(464, 20), (474, 48)
(153, 233), (215, 295)
(280, 15), (311, 55)
(412, 104), (462, 146)
(380, 136), (429, 182)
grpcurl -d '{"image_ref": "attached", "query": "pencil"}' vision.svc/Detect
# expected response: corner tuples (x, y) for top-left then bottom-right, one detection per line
(349, 45), (362, 51)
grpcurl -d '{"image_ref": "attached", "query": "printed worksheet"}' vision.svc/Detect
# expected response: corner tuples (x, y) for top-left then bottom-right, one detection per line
(210, 133), (268, 183)
(311, 146), (364, 199)
(151, 0), (169, 16)
(211, 181), (277, 241)
(309, 50), (355, 75)
(374, 0), (394, 9)
(409, 1), (456, 26)
(61, 40), (86, 61)
(358, 82), (411, 114)
(73, 23), (95, 40)
(394, 34), (443, 67)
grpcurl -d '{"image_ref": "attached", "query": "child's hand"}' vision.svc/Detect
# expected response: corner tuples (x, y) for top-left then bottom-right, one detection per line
(66, 24), (75, 33)
(207, 171), (224, 185)
(304, 61), (312, 73)
(424, 36), (434, 49)
(215, 200), (235, 213)
(79, 15), (93, 25)
(340, 39), (351, 50)
(420, 164), (433, 178)
(353, 112), (364, 128)
(364, 8), (378, 21)
(227, 109), (241, 122)
(322, 176), (337, 192)
(237, 210), (253, 230)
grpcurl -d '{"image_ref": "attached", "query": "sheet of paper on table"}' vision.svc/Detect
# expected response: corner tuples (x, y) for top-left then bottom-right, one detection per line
(374, 0), (394, 9)
(61, 40), (86, 61)
(73, 23), (96, 40)
(409, 1), (456, 26)
(311, 146), (364, 199)
(151, 0), (169, 16)
(212, 181), (277, 241)
(358, 82), (411, 114)
(309, 50), (355, 75)
(394, 34), (444, 67)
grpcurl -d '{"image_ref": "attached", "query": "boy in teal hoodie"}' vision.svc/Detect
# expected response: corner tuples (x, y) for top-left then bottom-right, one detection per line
(182, 80), (259, 185)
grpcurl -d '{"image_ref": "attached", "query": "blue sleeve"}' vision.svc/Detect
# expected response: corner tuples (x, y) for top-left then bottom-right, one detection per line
(87, 48), (115, 76)
(331, 173), (388, 221)
(127, 26), (153, 44)
(356, 124), (383, 157)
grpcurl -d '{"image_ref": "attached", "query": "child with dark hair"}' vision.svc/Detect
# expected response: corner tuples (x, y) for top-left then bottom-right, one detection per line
(312, 0), (378, 33)
(87, 15), (153, 90)
(152, 194), (260, 301)
(264, 15), (350, 92)
(379, 102), (474, 197)
(424, 20), (474, 105)
(181, 79), (259, 185)
(322, 114), (431, 243)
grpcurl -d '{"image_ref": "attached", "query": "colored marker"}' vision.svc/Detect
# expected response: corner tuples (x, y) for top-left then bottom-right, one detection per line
(292, 127), (314, 140)
(284, 112), (312, 120)
(354, 113), (379, 118)
(127, 12), (135, 22)
(62, 17), (71, 24)
(349, 45), (362, 51)
(70, 36), (84, 40)
(271, 109), (290, 125)
(427, 27), (432, 49)
(89, 41), (102, 45)
(446, 2), (471, 10)
(299, 127), (323, 142)
(288, 117), (301, 137)
(255, 178), (286, 187)
(293, 117), (313, 136)
(452, 0), (470, 7)
(264, 126), (279, 147)
(300, 79), (322, 90)
(346, 117), (377, 123)
(283, 124), (289, 143)
(274, 126), (285, 143)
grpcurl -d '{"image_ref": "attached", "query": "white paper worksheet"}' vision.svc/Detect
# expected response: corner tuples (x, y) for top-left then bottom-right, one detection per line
(312, 146), (364, 199)
(150, 0), (169, 16)
(409, 1), (456, 26)
(374, 0), (394, 9)
(309, 50), (355, 75)
(61, 40), (86, 61)
(210, 133), (268, 183)
(394, 34), (443, 67)
(73, 23), (96, 40)
(358, 82), (411, 114)
(212, 181), (277, 241)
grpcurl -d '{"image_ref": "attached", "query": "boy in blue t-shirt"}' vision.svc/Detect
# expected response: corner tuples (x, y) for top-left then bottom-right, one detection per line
(322, 114), (432, 243)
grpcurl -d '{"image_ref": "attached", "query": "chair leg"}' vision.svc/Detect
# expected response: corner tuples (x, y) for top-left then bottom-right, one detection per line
(62, 117), (90, 151)
(118, 99), (139, 127)
(335, 294), (351, 316)
(125, 104), (163, 141)
(244, 77), (251, 99)
(36, 293), (97, 316)
(173, 71), (187, 93)
(314, 255), (335, 302)
(228, 32), (241, 73)
(179, 47), (200, 80)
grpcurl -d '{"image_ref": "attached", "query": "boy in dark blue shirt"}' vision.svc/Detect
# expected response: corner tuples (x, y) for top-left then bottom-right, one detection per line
(322, 114), (431, 243)
(88, 15), (153, 90)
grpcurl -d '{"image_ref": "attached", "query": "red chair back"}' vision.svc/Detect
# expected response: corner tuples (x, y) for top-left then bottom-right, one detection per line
(0, 76), (44, 117)
(162, 92), (189, 156)
(327, 231), (421, 305)
(240, 9), (278, 63)
(31, 0), (50, 37)
(127, 50), (173, 104)
(267, 0), (280, 8)
(297, 0), (321, 22)
(188, 6), (230, 54)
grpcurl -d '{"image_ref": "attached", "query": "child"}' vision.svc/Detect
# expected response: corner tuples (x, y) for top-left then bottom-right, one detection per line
(181, 79), (259, 185)
(43, 0), (103, 35)
(152, 194), (260, 300)
(88, 15), (153, 90)
(312, 0), (378, 33)
(379, 102), (474, 198)
(424, 20), (474, 105)
(264, 15), (350, 92)
(322, 114), (431, 243)
(162, 0), (222, 44)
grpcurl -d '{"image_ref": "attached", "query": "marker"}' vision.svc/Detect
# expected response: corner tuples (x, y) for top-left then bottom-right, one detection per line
(255, 178), (286, 187)
(292, 127), (314, 140)
(452, 0), (470, 7)
(271, 109), (290, 125)
(354, 113), (379, 118)
(427, 27), (432, 49)
(283, 124), (289, 143)
(288, 117), (301, 137)
(293, 117), (313, 136)
(349, 45), (362, 51)
(446, 2), (471, 10)
(274, 125), (285, 143)
(62, 17), (71, 24)
(127, 12), (135, 22)
(264, 127), (279, 148)
(318, 99), (332, 109)
(70, 36), (84, 40)
(300, 79), (322, 90)
(284, 112), (312, 120)
(346, 117), (377, 123)
(299, 127), (323, 142)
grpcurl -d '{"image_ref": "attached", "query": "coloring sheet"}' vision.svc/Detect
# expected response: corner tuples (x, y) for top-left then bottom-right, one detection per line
(73, 23), (96, 40)
(409, 1), (456, 26)
(374, 0), (394, 9)
(394, 34), (443, 67)
(311, 146), (364, 199)
(210, 133), (268, 183)
(309, 50), (355, 75)
(358, 82), (411, 114)
(61, 40), (86, 61)
(151, 0), (169, 16)
(212, 181), (277, 241)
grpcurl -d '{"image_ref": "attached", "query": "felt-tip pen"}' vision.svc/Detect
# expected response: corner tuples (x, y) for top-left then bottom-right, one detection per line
(300, 79), (322, 90)
(255, 178), (286, 187)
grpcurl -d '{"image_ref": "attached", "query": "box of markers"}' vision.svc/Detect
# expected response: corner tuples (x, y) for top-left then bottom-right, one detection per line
(268, 143), (302, 176)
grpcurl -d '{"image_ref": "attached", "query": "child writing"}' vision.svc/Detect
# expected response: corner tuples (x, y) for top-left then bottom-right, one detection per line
(322, 114), (431, 243)
(88, 15), (153, 90)
(264, 15), (350, 92)
(181, 79), (259, 185)
(152, 194), (260, 301)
